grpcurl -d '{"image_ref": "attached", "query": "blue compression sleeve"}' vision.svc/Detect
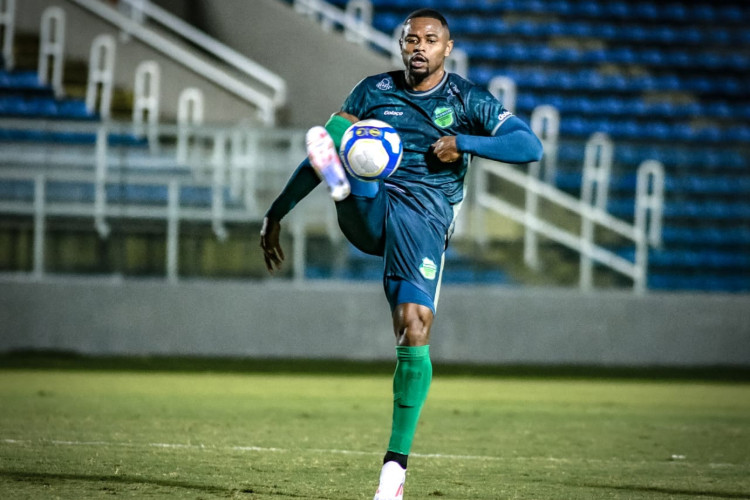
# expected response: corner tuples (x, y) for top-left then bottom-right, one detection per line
(456, 115), (543, 164)
(265, 158), (321, 221)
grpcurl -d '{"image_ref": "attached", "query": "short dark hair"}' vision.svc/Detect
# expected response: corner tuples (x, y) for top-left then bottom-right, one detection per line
(403, 8), (450, 36)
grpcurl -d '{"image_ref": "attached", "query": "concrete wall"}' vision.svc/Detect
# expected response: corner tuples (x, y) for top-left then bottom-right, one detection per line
(195, 0), (396, 126)
(1, 278), (748, 367)
(16, 0), (394, 126)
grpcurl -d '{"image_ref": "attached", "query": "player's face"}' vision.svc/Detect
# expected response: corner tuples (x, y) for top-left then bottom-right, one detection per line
(400, 17), (453, 86)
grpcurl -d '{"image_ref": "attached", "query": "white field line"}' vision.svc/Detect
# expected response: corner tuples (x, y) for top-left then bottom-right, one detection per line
(1, 438), (745, 468)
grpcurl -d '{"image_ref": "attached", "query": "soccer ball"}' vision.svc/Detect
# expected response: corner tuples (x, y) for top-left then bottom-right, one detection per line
(339, 119), (403, 180)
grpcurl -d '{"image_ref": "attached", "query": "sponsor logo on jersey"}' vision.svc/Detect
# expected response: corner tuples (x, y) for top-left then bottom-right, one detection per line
(376, 78), (392, 91)
(433, 107), (455, 128)
(419, 257), (438, 280)
(383, 110), (403, 116)
(497, 110), (513, 125)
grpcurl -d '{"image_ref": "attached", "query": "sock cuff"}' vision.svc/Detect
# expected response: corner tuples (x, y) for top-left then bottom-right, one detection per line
(324, 114), (353, 150)
(395, 345), (430, 360)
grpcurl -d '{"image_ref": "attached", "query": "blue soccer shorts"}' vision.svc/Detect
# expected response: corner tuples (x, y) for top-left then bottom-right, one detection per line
(334, 182), (449, 313)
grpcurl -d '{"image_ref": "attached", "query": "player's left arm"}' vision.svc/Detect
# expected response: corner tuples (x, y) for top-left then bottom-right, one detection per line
(453, 115), (543, 164)
(431, 115), (542, 164)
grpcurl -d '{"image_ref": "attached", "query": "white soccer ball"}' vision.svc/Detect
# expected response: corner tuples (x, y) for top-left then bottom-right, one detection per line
(339, 119), (403, 181)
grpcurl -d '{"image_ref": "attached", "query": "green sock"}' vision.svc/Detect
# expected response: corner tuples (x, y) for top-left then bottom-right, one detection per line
(324, 114), (352, 150)
(387, 345), (433, 456)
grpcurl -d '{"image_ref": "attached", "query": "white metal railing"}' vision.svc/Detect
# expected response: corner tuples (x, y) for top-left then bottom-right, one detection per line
(118, 0), (286, 107)
(67, 0), (286, 124)
(295, 0), (395, 55)
(524, 105), (560, 270)
(38, 6), (66, 98)
(488, 76), (517, 113)
(0, 118), (332, 282)
(475, 138), (664, 293)
(132, 60), (160, 150)
(85, 33), (116, 119)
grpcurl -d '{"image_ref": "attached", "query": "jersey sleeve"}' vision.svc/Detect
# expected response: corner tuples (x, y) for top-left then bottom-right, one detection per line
(465, 86), (515, 136)
(341, 78), (370, 118)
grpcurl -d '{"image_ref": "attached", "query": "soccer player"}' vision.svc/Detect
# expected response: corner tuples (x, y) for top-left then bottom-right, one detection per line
(260, 8), (542, 499)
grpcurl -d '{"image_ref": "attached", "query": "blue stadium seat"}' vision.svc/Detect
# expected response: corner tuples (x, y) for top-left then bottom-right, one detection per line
(58, 99), (94, 120)
(726, 126), (750, 143)
(180, 186), (212, 207)
(689, 4), (717, 23)
(2, 71), (47, 91)
(372, 13), (401, 32)
(467, 66), (494, 86)
(451, 15), (487, 35)
(681, 26), (705, 45)
(47, 181), (95, 203)
(717, 5), (744, 23)
(545, 0), (572, 16)
(0, 179), (34, 201)
(605, 1), (631, 19)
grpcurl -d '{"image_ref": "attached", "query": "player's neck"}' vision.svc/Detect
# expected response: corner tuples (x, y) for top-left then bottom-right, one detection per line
(405, 68), (446, 92)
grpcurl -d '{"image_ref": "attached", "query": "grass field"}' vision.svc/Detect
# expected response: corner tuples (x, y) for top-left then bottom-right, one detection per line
(1, 360), (749, 499)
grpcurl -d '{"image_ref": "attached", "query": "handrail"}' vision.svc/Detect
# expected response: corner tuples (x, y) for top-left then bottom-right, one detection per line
(118, 0), (286, 107)
(295, 0), (396, 58)
(67, 0), (284, 124)
(476, 156), (664, 293)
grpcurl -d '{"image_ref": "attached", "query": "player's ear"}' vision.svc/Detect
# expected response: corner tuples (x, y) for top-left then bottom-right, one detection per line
(444, 39), (454, 57)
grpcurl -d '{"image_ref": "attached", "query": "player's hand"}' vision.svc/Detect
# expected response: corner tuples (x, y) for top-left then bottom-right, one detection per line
(260, 217), (284, 273)
(431, 136), (460, 163)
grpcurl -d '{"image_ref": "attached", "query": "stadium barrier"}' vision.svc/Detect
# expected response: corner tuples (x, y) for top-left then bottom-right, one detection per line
(0, 117), (335, 282)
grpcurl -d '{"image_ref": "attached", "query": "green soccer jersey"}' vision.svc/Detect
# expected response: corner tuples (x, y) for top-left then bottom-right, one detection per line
(342, 70), (513, 209)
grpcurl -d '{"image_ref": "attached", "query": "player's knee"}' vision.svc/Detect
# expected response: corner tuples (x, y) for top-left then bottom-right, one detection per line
(393, 303), (433, 346)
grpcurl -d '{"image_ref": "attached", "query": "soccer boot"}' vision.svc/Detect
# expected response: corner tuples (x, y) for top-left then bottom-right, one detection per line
(305, 126), (350, 201)
(373, 461), (405, 500)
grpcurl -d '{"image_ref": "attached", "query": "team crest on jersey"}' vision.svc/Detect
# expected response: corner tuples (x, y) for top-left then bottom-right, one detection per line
(433, 107), (455, 128)
(419, 257), (438, 280)
(376, 78), (392, 91)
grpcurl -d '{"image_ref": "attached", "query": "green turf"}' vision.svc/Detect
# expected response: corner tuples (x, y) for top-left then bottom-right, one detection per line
(1, 369), (749, 499)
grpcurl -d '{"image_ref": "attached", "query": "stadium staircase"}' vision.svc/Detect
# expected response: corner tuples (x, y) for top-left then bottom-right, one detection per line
(315, 0), (750, 293)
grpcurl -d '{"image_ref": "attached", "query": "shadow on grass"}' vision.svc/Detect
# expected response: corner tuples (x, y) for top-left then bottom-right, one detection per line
(0, 469), (254, 496)
(575, 481), (750, 499)
(3, 350), (750, 381)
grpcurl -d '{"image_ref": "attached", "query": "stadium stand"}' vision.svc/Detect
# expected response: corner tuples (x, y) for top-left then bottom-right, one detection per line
(321, 0), (750, 293)
(2, 0), (748, 293)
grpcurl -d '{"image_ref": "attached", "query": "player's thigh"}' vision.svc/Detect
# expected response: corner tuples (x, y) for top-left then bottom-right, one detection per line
(383, 208), (447, 312)
(334, 188), (387, 256)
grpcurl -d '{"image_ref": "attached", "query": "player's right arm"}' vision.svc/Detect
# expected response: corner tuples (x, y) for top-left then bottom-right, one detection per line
(260, 159), (320, 273)
(260, 112), (360, 274)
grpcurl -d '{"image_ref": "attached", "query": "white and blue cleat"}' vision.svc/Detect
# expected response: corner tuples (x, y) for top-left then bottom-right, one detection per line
(305, 126), (351, 202)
